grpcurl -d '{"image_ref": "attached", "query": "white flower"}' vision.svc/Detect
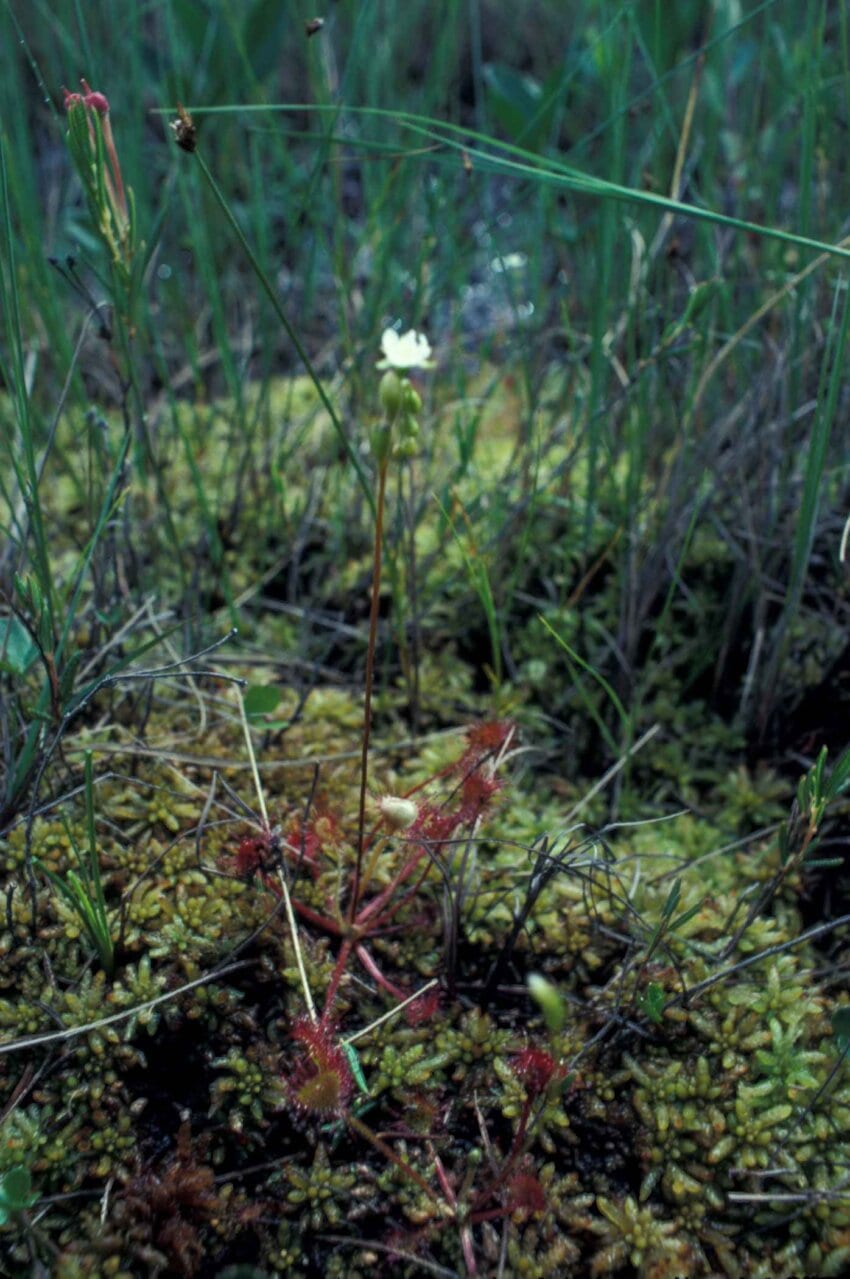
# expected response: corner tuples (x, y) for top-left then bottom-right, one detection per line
(377, 327), (434, 371)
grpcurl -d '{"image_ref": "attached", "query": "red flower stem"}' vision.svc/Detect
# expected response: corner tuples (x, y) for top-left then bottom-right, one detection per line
(432, 1153), (458, 1207)
(350, 455), (389, 924)
(507, 1099), (533, 1161)
(323, 937), (354, 1017)
(468, 1099), (533, 1217)
(357, 842), (431, 925)
(100, 116), (127, 219)
(429, 1153), (477, 1276)
(290, 898), (344, 935)
(469, 1206), (511, 1225)
(370, 860), (434, 928)
(354, 943), (408, 1001)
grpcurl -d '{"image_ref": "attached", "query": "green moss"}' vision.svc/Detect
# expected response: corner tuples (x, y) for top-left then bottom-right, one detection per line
(210, 1044), (284, 1135)
(279, 1144), (358, 1231)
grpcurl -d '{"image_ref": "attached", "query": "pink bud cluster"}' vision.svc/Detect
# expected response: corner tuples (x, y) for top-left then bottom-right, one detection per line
(61, 77), (128, 230)
(62, 78), (109, 115)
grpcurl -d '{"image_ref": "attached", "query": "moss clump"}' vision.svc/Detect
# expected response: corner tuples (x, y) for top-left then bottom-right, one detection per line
(3, 697), (849, 1276)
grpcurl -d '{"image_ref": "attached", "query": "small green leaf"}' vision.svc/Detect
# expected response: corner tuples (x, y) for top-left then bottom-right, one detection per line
(244, 685), (282, 718)
(832, 1007), (850, 1053)
(796, 775), (808, 810)
(342, 1043), (369, 1095)
(670, 901), (703, 932)
(14, 572), (41, 615)
(482, 61), (559, 151)
(528, 972), (566, 1035)
(0, 1165), (37, 1214)
(0, 616), (39, 676)
(681, 278), (719, 325)
(638, 982), (666, 1025)
(825, 745), (850, 802)
(661, 879), (682, 920)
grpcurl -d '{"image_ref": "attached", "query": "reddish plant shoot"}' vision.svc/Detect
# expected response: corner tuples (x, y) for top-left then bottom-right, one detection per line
(288, 1017), (353, 1117)
(510, 1047), (559, 1097)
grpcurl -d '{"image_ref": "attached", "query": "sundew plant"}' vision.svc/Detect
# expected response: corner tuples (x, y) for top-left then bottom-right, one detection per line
(2, 3), (850, 1277)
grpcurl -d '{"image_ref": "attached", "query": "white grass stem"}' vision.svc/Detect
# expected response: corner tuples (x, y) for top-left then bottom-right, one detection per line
(236, 688), (317, 1023)
(342, 978), (438, 1046)
(562, 723), (660, 823)
(236, 688), (268, 829)
(276, 868), (318, 1025)
(0, 963), (251, 1056)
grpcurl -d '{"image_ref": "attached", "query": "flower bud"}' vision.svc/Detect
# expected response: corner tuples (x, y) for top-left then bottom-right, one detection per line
(403, 383), (422, 415)
(379, 370), (403, 419)
(63, 80), (110, 115)
(393, 436), (420, 460)
(378, 795), (419, 830)
(84, 90), (109, 115)
(393, 413), (420, 459)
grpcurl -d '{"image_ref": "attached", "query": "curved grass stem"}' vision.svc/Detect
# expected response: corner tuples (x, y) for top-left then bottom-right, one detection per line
(189, 147), (375, 519)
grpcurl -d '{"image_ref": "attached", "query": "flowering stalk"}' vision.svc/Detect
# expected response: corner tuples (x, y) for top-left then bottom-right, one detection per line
(61, 77), (151, 482)
(63, 81), (134, 285)
(350, 450), (389, 924)
(349, 329), (432, 924)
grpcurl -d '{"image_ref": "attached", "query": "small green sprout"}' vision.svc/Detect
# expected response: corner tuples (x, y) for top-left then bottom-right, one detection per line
(342, 1042), (370, 1096)
(37, 752), (115, 977)
(528, 972), (566, 1035)
(638, 981), (666, 1026)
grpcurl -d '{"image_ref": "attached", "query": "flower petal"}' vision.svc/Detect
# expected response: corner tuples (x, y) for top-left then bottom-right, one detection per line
(377, 326), (433, 370)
